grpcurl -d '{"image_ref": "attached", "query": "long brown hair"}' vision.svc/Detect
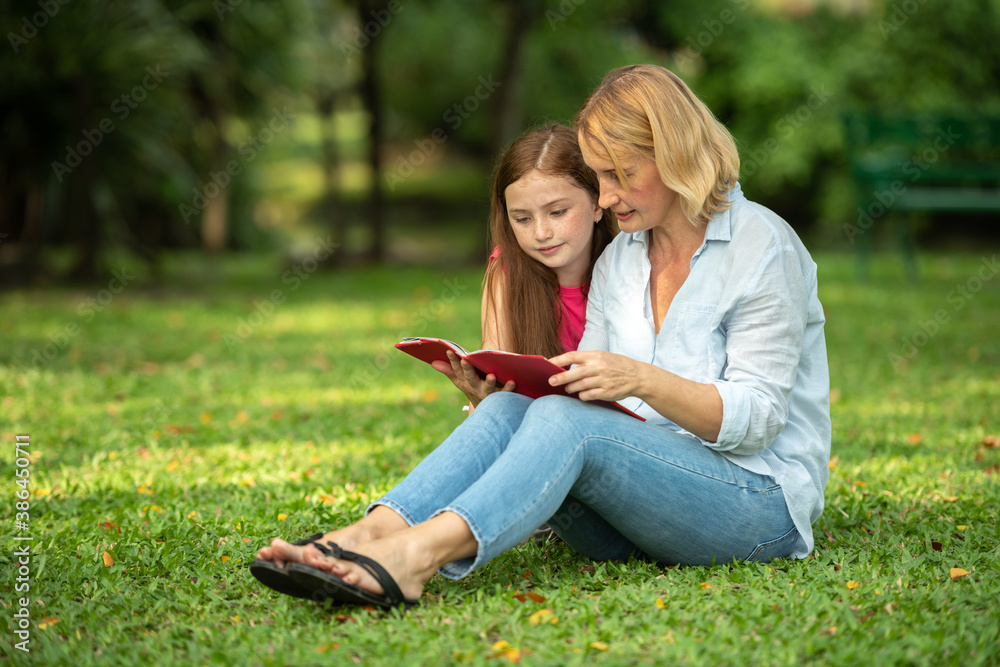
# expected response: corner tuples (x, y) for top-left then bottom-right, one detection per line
(484, 124), (617, 357)
(576, 64), (740, 226)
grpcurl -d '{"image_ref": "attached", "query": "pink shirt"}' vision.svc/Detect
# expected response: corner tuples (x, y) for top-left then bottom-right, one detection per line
(488, 246), (588, 353)
(556, 285), (588, 352)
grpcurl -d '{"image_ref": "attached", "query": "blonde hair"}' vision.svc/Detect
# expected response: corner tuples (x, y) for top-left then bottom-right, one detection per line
(575, 64), (740, 225)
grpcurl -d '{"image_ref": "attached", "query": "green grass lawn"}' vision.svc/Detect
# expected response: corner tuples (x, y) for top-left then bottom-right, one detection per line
(1, 250), (998, 666)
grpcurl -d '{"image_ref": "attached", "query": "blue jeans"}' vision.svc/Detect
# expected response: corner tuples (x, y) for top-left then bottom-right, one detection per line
(371, 393), (796, 579)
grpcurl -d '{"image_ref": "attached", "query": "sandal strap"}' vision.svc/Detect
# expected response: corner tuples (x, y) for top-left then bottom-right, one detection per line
(294, 532), (326, 546)
(320, 541), (406, 605)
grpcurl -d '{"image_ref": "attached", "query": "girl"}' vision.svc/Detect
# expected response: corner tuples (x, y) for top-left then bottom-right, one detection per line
(432, 124), (616, 412)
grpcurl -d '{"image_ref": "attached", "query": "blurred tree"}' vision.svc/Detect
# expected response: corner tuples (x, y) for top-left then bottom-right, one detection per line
(3, 0), (997, 282)
(0, 0), (305, 284)
(1, 0), (197, 282)
(165, 0), (304, 252)
(296, 0), (357, 262)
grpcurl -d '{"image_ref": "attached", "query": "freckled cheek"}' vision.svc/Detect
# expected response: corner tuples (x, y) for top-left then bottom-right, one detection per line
(512, 228), (536, 253)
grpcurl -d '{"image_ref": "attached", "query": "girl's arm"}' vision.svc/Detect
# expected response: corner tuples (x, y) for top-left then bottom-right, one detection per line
(432, 267), (515, 413)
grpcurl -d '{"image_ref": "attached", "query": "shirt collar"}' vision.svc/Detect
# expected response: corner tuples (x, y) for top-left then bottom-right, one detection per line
(625, 182), (744, 248)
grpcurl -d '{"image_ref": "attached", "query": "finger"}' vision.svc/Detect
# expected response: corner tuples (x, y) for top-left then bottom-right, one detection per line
(431, 360), (457, 378)
(561, 376), (601, 397)
(500, 380), (516, 393)
(549, 366), (587, 387)
(447, 351), (465, 374)
(548, 350), (587, 368)
(461, 359), (480, 383)
(483, 374), (497, 394)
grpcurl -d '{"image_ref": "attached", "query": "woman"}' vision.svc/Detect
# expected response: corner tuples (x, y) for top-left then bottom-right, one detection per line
(250, 124), (616, 601)
(433, 123), (617, 413)
(252, 65), (831, 609)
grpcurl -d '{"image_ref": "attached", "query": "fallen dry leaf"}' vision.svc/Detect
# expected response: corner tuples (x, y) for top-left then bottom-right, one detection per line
(846, 580), (860, 590)
(102, 551), (114, 567)
(981, 435), (999, 449)
(528, 608), (557, 626)
(907, 433), (922, 445)
(590, 642), (610, 652)
(38, 617), (59, 631)
(513, 592), (546, 604)
(498, 649), (522, 663)
(950, 567), (970, 580)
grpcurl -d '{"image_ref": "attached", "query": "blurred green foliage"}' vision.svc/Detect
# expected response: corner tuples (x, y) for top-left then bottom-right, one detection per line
(2, 0), (998, 280)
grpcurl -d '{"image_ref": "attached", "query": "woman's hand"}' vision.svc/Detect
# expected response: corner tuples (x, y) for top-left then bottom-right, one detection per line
(547, 350), (643, 403)
(550, 349), (724, 442)
(431, 350), (516, 408)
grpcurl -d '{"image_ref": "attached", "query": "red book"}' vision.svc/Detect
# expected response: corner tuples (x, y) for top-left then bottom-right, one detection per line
(395, 337), (645, 421)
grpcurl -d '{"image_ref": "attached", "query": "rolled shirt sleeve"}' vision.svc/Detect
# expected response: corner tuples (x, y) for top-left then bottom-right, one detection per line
(710, 245), (809, 455)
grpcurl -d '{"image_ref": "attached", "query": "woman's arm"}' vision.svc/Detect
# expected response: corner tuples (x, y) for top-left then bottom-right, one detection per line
(551, 242), (810, 451)
(548, 351), (724, 442)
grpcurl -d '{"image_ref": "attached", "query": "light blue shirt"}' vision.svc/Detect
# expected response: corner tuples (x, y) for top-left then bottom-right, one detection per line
(579, 183), (831, 559)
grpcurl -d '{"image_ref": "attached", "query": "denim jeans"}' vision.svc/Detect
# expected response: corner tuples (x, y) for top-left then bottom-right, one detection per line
(371, 392), (797, 579)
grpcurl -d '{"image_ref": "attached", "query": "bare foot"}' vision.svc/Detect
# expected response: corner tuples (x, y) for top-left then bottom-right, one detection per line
(302, 511), (478, 601)
(256, 506), (408, 568)
(312, 534), (436, 602)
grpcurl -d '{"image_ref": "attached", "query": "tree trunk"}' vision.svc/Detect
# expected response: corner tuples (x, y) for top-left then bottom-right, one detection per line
(480, 0), (536, 257)
(201, 129), (229, 253)
(491, 0), (534, 158)
(318, 92), (345, 264)
(359, 0), (386, 263)
(66, 75), (103, 283)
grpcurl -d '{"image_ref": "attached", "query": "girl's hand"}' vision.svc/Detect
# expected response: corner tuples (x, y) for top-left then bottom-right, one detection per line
(431, 350), (516, 408)
(547, 350), (643, 404)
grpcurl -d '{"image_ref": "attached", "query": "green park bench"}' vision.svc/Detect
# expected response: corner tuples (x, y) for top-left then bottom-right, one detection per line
(842, 114), (1000, 279)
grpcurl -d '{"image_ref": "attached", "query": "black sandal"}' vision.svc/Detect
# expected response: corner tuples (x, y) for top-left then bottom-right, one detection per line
(287, 541), (420, 610)
(248, 532), (326, 599)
